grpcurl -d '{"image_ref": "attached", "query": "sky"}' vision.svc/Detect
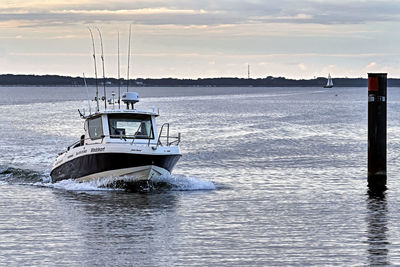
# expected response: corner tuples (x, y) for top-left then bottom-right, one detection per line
(1, 0), (400, 79)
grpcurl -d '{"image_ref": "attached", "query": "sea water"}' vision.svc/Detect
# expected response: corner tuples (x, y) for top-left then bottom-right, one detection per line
(1, 86), (400, 265)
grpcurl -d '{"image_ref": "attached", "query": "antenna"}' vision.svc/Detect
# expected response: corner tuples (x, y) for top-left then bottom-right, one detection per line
(126, 24), (132, 92)
(83, 72), (92, 114)
(248, 64), (250, 79)
(112, 91), (116, 109)
(118, 31), (121, 109)
(88, 27), (99, 112)
(96, 27), (107, 109)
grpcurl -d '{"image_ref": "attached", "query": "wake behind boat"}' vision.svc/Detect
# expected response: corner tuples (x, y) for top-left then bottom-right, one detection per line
(50, 92), (181, 188)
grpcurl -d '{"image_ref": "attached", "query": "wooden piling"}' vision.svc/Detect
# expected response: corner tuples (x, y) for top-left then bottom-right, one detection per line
(368, 73), (387, 191)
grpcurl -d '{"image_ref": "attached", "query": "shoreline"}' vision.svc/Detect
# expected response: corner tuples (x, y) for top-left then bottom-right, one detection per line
(1, 74), (400, 87)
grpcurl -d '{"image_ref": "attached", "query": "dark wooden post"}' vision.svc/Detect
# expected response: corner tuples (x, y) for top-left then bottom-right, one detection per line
(368, 73), (387, 191)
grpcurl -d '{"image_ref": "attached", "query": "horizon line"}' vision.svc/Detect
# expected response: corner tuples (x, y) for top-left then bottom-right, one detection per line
(0, 73), (388, 80)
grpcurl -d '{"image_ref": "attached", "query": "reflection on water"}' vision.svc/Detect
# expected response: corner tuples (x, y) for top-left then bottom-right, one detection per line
(49, 190), (181, 266)
(366, 190), (389, 266)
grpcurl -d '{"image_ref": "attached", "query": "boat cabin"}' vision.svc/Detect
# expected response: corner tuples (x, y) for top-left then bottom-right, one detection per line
(81, 110), (159, 146)
(67, 92), (179, 151)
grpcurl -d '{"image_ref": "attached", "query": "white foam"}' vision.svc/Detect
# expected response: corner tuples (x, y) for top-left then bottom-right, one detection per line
(35, 174), (216, 192)
(153, 174), (216, 191)
(37, 179), (117, 191)
(41, 173), (52, 183)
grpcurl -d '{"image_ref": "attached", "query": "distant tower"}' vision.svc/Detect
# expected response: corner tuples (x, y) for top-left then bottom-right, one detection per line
(248, 64), (250, 79)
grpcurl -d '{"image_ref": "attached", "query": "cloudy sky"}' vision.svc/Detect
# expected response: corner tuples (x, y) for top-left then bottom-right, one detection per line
(1, 0), (400, 79)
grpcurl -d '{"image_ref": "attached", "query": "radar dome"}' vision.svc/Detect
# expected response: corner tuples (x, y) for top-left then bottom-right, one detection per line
(122, 92), (139, 109)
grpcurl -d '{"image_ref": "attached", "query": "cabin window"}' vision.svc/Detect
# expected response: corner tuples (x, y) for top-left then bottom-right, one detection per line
(108, 114), (154, 139)
(88, 117), (103, 139)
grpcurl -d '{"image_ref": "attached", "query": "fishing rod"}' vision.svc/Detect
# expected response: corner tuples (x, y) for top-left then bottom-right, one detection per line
(118, 31), (121, 109)
(88, 27), (99, 112)
(96, 27), (107, 109)
(83, 72), (92, 114)
(126, 24), (132, 92)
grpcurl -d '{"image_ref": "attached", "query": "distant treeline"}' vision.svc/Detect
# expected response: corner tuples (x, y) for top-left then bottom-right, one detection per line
(2, 74), (400, 87)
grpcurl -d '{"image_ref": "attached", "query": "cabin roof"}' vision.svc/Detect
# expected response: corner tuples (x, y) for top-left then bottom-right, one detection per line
(86, 109), (159, 119)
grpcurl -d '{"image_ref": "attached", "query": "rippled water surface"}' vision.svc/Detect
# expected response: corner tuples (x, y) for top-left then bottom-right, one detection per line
(1, 86), (400, 265)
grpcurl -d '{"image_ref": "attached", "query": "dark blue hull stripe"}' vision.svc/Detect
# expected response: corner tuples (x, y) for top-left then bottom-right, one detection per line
(50, 153), (181, 182)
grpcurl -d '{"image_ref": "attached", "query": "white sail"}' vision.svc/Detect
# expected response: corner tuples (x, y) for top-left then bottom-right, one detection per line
(325, 73), (333, 88)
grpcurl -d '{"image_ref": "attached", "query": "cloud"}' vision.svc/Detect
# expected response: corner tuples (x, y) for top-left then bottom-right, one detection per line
(0, 9), (238, 27)
(2, 0), (400, 79)
(1, 0), (400, 27)
(297, 63), (306, 70)
(366, 62), (377, 68)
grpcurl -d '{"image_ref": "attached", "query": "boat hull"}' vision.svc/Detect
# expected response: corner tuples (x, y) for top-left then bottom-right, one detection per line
(50, 152), (181, 184)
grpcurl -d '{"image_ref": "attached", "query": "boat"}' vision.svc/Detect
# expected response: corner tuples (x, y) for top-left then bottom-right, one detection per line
(324, 73), (334, 88)
(50, 92), (181, 188)
(50, 27), (181, 189)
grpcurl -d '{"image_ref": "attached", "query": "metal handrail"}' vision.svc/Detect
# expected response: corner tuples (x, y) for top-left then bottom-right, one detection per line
(157, 123), (181, 148)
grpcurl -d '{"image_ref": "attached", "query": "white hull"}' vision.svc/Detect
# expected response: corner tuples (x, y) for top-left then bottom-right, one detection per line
(76, 165), (169, 183)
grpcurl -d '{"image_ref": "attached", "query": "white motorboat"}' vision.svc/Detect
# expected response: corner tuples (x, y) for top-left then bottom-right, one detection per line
(50, 92), (181, 189)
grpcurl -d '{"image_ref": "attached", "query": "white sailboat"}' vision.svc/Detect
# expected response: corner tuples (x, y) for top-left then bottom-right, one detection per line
(324, 73), (333, 88)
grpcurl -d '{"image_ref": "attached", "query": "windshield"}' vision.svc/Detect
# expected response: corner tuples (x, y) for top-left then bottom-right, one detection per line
(108, 114), (153, 139)
(88, 116), (103, 139)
